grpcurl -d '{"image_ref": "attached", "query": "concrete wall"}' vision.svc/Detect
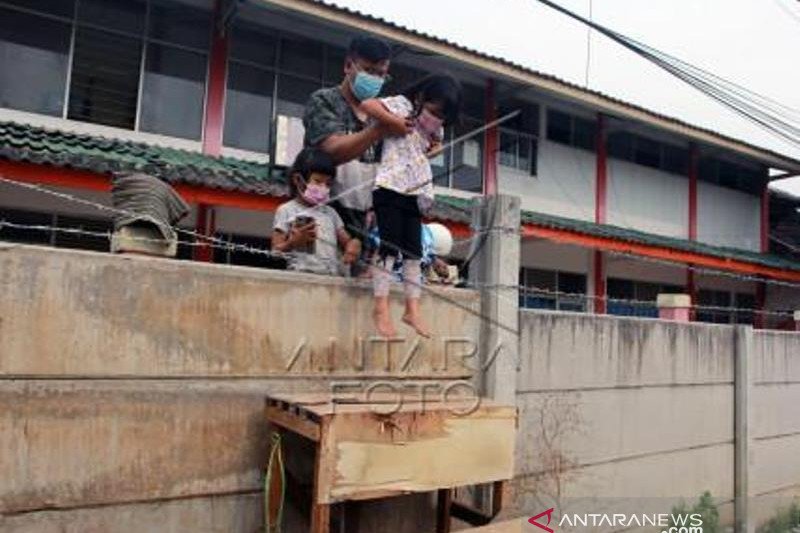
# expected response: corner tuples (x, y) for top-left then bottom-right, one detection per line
(697, 181), (761, 252)
(0, 244), (479, 531)
(500, 140), (596, 222)
(751, 330), (800, 525)
(509, 311), (800, 530)
(607, 160), (688, 238)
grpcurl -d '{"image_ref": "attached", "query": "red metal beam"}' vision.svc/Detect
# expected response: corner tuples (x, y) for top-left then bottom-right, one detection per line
(686, 143), (699, 316)
(688, 143), (698, 241)
(202, 0), (230, 157)
(193, 204), (216, 262)
(595, 114), (608, 225)
(521, 223), (800, 283)
(482, 78), (498, 196)
(593, 114), (608, 313)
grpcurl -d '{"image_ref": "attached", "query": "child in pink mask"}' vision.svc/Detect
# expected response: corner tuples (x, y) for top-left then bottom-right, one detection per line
(359, 74), (462, 337)
(272, 148), (361, 276)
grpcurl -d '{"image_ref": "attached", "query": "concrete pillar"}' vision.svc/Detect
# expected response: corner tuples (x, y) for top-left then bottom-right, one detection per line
(734, 325), (753, 533)
(469, 194), (521, 406)
(657, 293), (691, 322)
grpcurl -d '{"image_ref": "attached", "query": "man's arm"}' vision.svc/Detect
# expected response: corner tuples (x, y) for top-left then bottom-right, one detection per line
(359, 99), (410, 135)
(319, 125), (385, 164)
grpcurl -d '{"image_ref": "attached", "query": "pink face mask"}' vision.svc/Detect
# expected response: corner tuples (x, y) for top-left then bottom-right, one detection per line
(301, 182), (330, 205)
(416, 108), (444, 138)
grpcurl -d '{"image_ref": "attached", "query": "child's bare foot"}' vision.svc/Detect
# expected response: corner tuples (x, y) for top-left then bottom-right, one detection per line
(374, 311), (397, 337)
(373, 298), (396, 337)
(402, 313), (431, 338)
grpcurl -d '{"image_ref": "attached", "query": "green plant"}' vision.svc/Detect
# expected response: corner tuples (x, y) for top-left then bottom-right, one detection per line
(758, 502), (800, 533)
(670, 491), (720, 533)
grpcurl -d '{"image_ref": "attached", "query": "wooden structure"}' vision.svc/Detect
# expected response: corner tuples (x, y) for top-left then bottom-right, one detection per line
(264, 392), (517, 532)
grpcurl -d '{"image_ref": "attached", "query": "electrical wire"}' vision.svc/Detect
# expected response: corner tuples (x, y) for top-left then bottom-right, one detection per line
(533, 0), (800, 151)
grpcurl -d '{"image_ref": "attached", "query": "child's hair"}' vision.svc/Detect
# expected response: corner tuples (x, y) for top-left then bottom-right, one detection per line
(288, 147), (337, 197)
(402, 74), (462, 126)
(348, 36), (392, 63)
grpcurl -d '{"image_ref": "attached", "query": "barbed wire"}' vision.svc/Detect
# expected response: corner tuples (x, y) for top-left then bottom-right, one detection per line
(2, 174), (798, 321)
(2, 219), (794, 321)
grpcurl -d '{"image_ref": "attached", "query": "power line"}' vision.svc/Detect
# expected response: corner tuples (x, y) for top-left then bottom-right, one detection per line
(533, 0), (800, 151)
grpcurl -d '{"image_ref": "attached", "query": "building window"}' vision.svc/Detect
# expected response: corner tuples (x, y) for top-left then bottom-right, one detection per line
(68, 25), (142, 129)
(1, 0), (210, 137)
(139, 43), (207, 139)
(0, 4), (73, 117)
(698, 156), (766, 194)
(499, 129), (537, 175)
(607, 278), (682, 318)
(608, 130), (692, 177)
(225, 63), (275, 153)
(0, 207), (111, 251)
(519, 268), (588, 312)
(546, 109), (595, 151)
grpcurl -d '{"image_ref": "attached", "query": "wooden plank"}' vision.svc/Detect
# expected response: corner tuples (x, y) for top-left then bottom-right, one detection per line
(320, 407), (516, 503)
(310, 419), (332, 533)
(265, 405), (321, 442)
(436, 488), (453, 533)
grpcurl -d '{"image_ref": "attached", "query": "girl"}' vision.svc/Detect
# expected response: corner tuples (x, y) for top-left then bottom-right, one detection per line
(272, 148), (361, 276)
(359, 74), (462, 337)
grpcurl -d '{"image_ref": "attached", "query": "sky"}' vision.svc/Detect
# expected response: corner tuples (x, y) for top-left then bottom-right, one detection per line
(330, 0), (800, 196)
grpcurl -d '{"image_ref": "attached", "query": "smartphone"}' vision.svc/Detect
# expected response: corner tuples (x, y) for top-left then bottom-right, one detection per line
(292, 216), (316, 254)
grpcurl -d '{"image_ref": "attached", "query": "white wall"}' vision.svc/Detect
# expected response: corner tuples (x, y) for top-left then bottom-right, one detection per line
(500, 140), (595, 222)
(698, 181), (761, 252)
(607, 159), (688, 238)
(520, 239), (590, 274)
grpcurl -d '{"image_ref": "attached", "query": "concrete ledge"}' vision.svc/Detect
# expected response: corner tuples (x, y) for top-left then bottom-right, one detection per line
(0, 245), (479, 378)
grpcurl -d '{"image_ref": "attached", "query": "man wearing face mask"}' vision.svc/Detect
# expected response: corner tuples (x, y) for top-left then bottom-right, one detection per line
(303, 36), (411, 271)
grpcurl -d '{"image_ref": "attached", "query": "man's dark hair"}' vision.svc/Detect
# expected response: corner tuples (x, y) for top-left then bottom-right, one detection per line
(402, 74), (463, 126)
(347, 35), (392, 63)
(288, 148), (337, 197)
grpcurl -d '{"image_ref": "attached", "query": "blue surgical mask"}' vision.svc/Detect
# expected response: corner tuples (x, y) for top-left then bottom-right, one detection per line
(350, 70), (385, 101)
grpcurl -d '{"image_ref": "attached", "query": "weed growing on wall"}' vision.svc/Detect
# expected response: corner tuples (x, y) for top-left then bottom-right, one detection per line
(670, 492), (720, 533)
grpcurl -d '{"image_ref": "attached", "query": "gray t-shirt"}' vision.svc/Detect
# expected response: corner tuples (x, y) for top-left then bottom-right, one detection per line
(303, 87), (379, 211)
(273, 199), (345, 276)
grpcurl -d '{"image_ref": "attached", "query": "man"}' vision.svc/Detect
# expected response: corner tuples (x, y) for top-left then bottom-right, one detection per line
(303, 35), (410, 259)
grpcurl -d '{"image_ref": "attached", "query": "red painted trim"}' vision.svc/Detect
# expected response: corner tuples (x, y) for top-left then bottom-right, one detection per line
(482, 78), (498, 196)
(592, 113), (608, 313)
(0, 160), (285, 212)
(595, 113), (607, 225)
(688, 143), (698, 242)
(4, 160), (798, 283)
(202, 0), (229, 157)
(521, 223), (800, 283)
(593, 250), (606, 314)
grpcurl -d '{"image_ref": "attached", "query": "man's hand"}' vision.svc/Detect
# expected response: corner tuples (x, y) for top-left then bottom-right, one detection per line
(289, 222), (317, 247)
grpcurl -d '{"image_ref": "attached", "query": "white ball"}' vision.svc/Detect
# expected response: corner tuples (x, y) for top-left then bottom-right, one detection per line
(426, 222), (453, 257)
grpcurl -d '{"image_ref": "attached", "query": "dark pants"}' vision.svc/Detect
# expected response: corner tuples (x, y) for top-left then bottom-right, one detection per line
(373, 187), (422, 261)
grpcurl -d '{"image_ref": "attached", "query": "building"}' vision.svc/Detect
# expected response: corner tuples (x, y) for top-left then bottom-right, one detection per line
(1, 0), (799, 327)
